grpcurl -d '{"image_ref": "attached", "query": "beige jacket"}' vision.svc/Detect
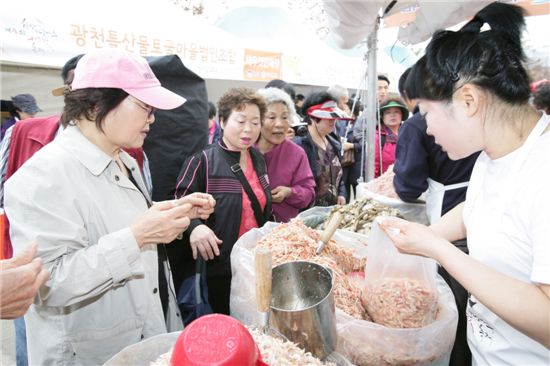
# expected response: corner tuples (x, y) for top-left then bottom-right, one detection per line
(5, 125), (182, 365)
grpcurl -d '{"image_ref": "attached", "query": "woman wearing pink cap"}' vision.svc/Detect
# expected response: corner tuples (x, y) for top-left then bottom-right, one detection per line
(4, 49), (215, 365)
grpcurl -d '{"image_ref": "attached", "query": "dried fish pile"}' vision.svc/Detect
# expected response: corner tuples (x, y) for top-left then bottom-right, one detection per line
(257, 219), (367, 319)
(248, 328), (335, 366)
(364, 164), (399, 199)
(322, 198), (401, 236)
(362, 278), (438, 328)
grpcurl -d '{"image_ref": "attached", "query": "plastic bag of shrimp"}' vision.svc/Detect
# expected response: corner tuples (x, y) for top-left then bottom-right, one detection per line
(333, 218), (457, 366)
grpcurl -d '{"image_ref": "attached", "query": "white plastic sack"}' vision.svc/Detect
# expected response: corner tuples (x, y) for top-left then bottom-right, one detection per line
(230, 220), (457, 366)
(230, 222), (368, 326)
(103, 332), (179, 366)
(356, 183), (429, 225)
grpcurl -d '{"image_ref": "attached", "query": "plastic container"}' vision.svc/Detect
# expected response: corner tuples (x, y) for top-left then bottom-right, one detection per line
(171, 314), (267, 366)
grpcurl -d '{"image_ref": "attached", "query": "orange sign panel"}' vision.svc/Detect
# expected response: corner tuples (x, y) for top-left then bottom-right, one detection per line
(243, 49), (281, 81)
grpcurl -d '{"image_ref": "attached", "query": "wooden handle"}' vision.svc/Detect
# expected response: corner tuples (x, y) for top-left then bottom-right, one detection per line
(255, 246), (272, 313)
(320, 211), (343, 245)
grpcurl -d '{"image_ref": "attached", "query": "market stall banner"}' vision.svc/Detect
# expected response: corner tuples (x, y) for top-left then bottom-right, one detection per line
(0, 0), (247, 81)
(0, 0), (365, 87)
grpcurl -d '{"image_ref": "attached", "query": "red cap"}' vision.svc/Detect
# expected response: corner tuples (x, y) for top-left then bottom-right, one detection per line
(171, 314), (268, 366)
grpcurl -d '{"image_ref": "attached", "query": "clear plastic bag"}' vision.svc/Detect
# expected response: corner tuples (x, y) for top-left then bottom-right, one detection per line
(336, 275), (457, 366)
(363, 219), (438, 328)
(333, 218), (457, 366)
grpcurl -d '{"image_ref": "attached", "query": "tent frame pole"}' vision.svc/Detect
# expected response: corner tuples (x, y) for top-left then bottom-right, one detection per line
(364, 16), (380, 182)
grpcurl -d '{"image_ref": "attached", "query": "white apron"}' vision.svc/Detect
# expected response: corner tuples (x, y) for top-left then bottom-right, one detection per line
(426, 178), (469, 224)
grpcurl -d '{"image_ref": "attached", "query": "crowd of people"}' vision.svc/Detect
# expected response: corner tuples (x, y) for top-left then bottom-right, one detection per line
(0, 2), (548, 365)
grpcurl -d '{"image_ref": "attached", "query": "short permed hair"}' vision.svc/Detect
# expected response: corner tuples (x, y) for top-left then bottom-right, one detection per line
(327, 84), (349, 101)
(217, 88), (267, 126)
(257, 87), (296, 121)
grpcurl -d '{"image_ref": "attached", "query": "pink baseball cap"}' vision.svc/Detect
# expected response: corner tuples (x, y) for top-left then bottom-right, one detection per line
(70, 49), (186, 110)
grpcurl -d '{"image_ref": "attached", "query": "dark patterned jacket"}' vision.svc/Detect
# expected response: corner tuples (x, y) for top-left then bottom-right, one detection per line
(174, 140), (271, 277)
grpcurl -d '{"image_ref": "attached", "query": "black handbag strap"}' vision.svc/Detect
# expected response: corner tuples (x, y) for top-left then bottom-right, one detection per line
(220, 151), (266, 227)
(195, 256), (206, 304)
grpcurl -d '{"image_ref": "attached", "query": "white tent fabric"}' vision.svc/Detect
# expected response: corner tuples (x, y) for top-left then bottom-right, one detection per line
(397, 1), (494, 44)
(323, 0), (493, 49)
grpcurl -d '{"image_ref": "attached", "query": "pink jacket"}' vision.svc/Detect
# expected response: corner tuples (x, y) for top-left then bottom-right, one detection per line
(374, 125), (398, 178)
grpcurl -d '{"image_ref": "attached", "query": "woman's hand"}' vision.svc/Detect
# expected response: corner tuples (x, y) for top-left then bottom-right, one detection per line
(379, 217), (447, 259)
(189, 225), (223, 260)
(343, 142), (354, 151)
(0, 243), (50, 319)
(337, 195), (346, 205)
(131, 200), (194, 247)
(271, 186), (292, 203)
(175, 192), (216, 220)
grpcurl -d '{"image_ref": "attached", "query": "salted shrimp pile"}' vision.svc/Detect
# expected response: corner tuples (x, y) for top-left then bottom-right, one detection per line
(364, 164), (399, 199)
(362, 278), (438, 328)
(256, 219), (367, 319)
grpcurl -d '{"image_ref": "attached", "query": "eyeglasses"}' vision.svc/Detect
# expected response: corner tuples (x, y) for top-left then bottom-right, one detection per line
(128, 97), (155, 119)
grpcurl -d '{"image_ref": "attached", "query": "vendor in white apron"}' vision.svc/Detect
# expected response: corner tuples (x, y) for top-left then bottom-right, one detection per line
(382, 3), (550, 364)
(393, 70), (480, 366)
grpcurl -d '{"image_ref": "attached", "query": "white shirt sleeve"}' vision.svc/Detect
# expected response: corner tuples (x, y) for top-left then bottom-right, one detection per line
(0, 126), (14, 208)
(529, 171), (550, 284)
